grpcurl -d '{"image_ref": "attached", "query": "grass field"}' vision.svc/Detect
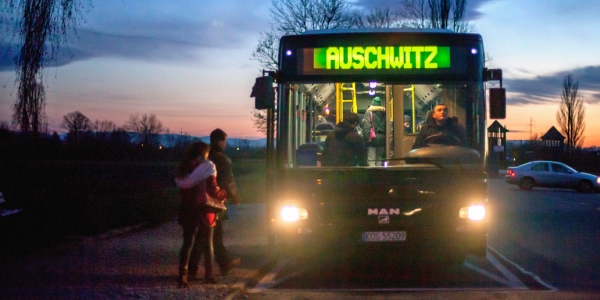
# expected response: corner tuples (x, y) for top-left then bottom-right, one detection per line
(0, 157), (266, 242)
(234, 158), (267, 203)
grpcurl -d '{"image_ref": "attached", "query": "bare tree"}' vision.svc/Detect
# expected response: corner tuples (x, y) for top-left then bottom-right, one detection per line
(2, 0), (92, 135)
(452, 0), (468, 32)
(124, 113), (167, 146)
(252, 110), (268, 134)
(556, 74), (586, 157)
(397, 0), (470, 32)
(12, 80), (47, 135)
(62, 110), (92, 142)
(93, 120), (117, 132)
(271, 0), (354, 35)
(250, 29), (280, 74)
(353, 7), (401, 28)
(397, 0), (429, 28)
(92, 120), (118, 141)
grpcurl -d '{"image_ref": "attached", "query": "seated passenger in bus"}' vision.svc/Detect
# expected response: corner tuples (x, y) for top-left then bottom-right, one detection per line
(323, 112), (367, 166)
(412, 104), (466, 149)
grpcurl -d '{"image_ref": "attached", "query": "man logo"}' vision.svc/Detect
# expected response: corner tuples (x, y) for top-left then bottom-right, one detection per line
(368, 208), (400, 215)
(378, 215), (390, 224)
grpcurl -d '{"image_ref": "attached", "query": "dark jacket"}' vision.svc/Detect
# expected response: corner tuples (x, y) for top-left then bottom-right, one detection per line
(361, 106), (386, 147)
(209, 145), (239, 202)
(323, 121), (367, 166)
(412, 118), (466, 149)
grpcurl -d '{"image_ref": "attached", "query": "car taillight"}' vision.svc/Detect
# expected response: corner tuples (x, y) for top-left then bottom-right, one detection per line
(507, 169), (515, 177)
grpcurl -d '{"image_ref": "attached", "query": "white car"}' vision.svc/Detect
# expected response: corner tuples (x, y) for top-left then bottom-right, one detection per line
(505, 160), (600, 193)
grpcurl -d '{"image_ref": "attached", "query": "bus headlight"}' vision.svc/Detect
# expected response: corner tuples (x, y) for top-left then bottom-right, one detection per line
(281, 206), (308, 222)
(459, 205), (485, 221)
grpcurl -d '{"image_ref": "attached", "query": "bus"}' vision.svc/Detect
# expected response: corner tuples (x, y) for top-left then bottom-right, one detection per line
(251, 28), (506, 263)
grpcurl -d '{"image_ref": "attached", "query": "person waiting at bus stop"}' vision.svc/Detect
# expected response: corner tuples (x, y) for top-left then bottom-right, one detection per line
(175, 141), (228, 287)
(323, 112), (367, 166)
(412, 103), (466, 149)
(208, 128), (242, 276)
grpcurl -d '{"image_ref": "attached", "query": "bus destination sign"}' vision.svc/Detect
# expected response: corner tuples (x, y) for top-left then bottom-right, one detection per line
(301, 46), (450, 75)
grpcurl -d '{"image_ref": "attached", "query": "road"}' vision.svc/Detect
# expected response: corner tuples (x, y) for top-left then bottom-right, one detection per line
(487, 176), (600, 291)
(1, 177), (599, 299)
(249, 176), (600, 299)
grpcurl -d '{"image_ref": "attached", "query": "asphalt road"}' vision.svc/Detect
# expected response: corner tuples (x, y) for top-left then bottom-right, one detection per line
(249, 176), (600, 299)
(487, 176), (600, 292)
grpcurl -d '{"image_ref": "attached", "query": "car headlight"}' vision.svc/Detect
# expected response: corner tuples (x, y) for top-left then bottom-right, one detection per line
(459, 205), (486, 221)
(281, 206), (308, 222)
(596, 177), (600, 185)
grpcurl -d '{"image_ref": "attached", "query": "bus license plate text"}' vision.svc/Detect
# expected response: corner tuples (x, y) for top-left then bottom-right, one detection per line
(362, 231), (407, 242)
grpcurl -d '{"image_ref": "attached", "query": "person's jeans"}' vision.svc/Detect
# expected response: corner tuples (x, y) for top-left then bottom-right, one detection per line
(213, 219), (231, 270)
(367, 146), (384, 166)
(179, 224), (214, 277)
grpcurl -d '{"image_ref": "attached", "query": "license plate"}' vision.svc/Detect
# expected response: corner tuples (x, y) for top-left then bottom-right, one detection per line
(361, 231), (407, 242)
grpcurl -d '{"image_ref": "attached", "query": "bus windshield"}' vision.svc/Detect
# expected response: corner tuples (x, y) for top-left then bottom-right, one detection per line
(285, 81), (484, 168)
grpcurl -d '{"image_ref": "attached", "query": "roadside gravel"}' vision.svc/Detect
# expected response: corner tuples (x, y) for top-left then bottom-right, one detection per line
(0, 204), (269, 300)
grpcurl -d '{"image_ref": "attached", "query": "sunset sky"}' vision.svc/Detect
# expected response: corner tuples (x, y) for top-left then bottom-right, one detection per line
(1, 0), (600, 146)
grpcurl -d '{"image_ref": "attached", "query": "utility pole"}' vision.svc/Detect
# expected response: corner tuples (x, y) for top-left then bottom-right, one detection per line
(526, 116), (536, 140)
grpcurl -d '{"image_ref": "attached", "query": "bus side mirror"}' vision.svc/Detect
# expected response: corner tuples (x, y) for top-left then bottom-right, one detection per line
(251, 76), (275, 109)
(489, 88), (506, 119)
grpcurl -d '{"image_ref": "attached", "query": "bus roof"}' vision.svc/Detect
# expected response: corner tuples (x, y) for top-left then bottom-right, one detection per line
(302, 28), (455, 35)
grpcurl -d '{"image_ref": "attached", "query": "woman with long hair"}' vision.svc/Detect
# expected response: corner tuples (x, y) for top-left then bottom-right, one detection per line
(175, 141), (227, 287)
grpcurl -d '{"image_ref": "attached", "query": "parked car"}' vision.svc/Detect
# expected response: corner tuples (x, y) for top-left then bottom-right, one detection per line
(505, 161), (600, 193)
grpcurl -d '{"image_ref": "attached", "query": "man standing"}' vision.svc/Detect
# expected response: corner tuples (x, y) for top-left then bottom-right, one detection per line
(323, 112), (367, 166)
(208, 128), (241, 275)
(412, 104), (466, 149)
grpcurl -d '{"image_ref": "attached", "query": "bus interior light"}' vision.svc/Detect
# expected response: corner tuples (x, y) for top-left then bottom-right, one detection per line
(286, 50), (293, 56)
(471, 48), (478, 55)
(369, 81), (377, 89)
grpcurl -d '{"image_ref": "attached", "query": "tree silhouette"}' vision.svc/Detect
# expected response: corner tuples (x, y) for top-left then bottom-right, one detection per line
(12, 80), (47, 135)
(124, 113), (167, 147)
(2, 0), (92, 135)
(398, 0), (470, 32)
(92, 120), (118, 142)
(556, 74), (586, 157)
(62, 110), (92, 142)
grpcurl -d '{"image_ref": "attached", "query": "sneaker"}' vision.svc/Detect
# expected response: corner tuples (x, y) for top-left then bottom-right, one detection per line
(221, 257), (241, 276)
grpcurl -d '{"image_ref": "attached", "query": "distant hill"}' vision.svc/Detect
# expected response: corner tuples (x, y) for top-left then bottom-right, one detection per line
(57, 132), (267, 148)
(158, 134), (266, 148)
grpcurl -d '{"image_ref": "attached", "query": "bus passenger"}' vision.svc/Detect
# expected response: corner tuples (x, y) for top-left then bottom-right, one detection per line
(361, 97), (386, 166)
(323, 112), (367, 166)
(412, 104), (466, 149)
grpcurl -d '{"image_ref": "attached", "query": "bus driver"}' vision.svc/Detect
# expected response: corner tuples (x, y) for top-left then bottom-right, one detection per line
(412, 104), (466, 149)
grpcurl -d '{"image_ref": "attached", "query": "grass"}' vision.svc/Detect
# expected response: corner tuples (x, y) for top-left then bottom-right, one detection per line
(0, 157), (267, 255)
(234, 158), (267, 204)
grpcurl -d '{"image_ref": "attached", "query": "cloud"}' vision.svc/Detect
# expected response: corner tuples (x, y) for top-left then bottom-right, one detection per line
(0, 40), (95, 72)
(505, 66), (600, 106)
(1, 0), (270, 70)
